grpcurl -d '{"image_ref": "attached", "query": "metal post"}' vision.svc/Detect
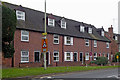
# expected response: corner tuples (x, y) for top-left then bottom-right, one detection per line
(44, 0), (47, 70)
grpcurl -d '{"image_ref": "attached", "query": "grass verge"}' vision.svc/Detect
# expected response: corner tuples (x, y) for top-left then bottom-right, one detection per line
(2, 65), (118, 78)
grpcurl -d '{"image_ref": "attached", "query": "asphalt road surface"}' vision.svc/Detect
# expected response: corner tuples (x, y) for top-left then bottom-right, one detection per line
(52, 68), (119, 78)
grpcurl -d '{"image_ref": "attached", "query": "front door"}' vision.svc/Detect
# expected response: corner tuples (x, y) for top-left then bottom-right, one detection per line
(80, 52), (83, 64)
(34, 52), (40, 62)
(74, 52), (77, 62)
(46, 52), (49, 66)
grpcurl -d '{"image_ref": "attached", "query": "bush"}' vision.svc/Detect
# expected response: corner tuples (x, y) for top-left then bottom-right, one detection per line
(91, 57), (108, 66)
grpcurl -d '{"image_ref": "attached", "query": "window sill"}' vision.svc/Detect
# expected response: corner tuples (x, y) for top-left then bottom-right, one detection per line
(53, 43), (59, 45)
(21, 40), (29, 43)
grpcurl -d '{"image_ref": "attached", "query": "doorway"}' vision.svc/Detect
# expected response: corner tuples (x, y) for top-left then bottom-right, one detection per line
(80, 52), (83, 64)
(74, 52), (78, 62)
(34, 51), (40, 62)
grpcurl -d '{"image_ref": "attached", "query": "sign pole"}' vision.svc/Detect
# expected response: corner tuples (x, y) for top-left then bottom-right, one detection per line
(44, 0), (47, 70)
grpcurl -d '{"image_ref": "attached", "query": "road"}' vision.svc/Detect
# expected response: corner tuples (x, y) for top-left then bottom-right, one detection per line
(3, 68), (119, 80)
(51, 68), (118, 78)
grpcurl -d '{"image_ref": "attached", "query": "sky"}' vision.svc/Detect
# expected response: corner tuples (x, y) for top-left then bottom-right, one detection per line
(1, 0), (120, 33)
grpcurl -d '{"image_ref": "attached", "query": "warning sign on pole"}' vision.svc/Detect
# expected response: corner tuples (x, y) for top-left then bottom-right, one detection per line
(42, 39), (48, 52)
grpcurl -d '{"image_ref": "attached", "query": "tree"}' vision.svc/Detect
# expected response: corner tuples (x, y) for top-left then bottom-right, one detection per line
(2, 4), (17, 58)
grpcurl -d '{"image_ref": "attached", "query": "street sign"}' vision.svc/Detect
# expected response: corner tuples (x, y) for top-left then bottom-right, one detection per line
(42, 39), (48, 52)
(117, 55), (119, 59)
(42, 32), (47, 36)
(89, 52), (92, 56)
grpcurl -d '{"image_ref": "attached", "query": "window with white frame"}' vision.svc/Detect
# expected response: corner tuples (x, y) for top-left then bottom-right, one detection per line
(85, 39), (89, 46)
(48, 18), (55, 27)
(64, 52), (73, 61)
(88, 28), (92, 34)
(53, 51), (59, 62)
(101, 31), (104, 36)
(94, 40), (97, 47)
(115, 36), (118, 40)
(80, 26), (84, 32)
(85, 52), (89, 60)
(64, 36), (73, 45)
(21, 30), (29, 42)
(106, 53), (109, 60)
(53, 34), (59, 44)
(21, 51), (29, 62)
(94, 53), (97, 60)
(61, 19), (66, 29)
(106, 42), (109, 48)
(16, 10), (25, 21)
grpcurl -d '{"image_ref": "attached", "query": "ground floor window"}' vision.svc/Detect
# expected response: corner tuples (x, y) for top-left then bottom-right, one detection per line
(53, 51), (59, 62)
(21, 51), (29, 62)
(85, 52), (89, 60)
(94, 53), (97, 60)
(64, 52), (73, 61)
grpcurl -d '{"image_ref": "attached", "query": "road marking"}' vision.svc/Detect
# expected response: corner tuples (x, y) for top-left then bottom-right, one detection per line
(107, 75), (120, 79)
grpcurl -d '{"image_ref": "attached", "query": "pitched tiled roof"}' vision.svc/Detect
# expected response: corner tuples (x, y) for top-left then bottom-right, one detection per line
(3, 2), (110, 42)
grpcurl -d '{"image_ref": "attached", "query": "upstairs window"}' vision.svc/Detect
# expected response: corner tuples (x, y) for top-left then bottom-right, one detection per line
(101, 31), (104, 36)
(88, 28), (92, 34)
(94, 40), (97, 47)
(48, 18), (55, 27)
(61, 19), (66, 29)
(80, 26), (84, 32)
(115, 36), (118, 40)
(85, 39), (89, 46)
(53, 34), (59, 44)
(64, 36), (73, 45)
(21, 30), (29, 42)
(16, 10), (25, 21)
(106, 42), (109, 48)
(53, 51), (59, 62)
(21, 51), (29, 63)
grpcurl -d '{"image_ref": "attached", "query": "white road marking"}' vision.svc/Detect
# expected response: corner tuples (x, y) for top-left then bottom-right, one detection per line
(107, 75), (120, 79)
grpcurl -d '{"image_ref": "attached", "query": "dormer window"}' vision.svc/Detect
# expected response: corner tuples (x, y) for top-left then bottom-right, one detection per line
(16, 10), (25, 21)
(115, 36), (118, 40)
(80, 26), (84, 32)
(101, 31), (104, 36)
(61, 19), (66, 29)
(48, 18), (55, 27)
(88, 28), (92, 34)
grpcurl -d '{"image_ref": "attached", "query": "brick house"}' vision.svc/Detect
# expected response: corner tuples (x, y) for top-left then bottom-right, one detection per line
(3, 2), (119, 67)
(105, 26), (120, 61)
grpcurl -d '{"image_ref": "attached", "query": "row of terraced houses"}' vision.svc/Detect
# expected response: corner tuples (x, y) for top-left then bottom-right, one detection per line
(2, 2), (120, 67)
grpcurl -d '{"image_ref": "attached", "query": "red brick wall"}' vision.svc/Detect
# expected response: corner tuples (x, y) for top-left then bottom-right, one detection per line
(14, 29), (111, 67)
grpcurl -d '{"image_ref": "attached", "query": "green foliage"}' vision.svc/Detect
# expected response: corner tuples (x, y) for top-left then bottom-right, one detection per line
(2, 5), (16, 42)
(2, 43), (15, 58)
(2, 66), (118, 78)
(95, 57), (108, 65)
(2, 4), (17, 58)
(114, 52), (120, 62)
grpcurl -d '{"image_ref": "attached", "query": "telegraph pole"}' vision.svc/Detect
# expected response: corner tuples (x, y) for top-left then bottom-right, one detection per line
(43, 0), (47, 70)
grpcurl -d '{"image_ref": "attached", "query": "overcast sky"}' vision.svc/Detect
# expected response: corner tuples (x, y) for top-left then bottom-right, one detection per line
(1, 0), (120, 33)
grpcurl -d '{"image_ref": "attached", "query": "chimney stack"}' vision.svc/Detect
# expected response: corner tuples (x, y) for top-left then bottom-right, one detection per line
(108, 25), (113, 38)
